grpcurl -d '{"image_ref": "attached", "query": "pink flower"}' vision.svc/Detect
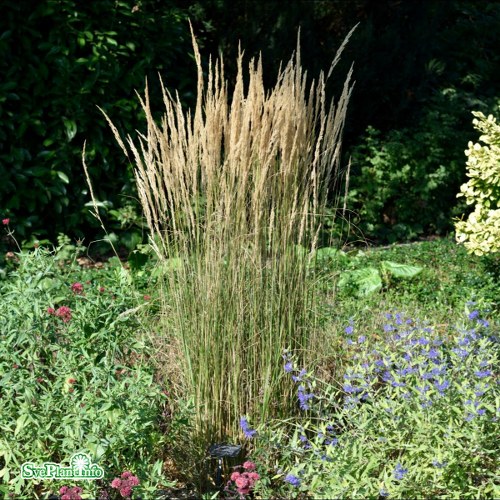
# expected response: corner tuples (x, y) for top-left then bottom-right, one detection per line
(71, 282), (84, 294)
(119, 486), (132, 498)
(2, 218), (9, 225)
(111, 478), (122, 488)
(243, 461), (256, 471)
(55, 306), (72, 323)
(128, 475), (139, 486)
(235, 476), (249, 489)
(143, 295), (151, 301)
(59, 486), (69, 494)
(61, 495), (70, 500)
(121, 471), (132, 480)
(47, 307), (55, 315)
(248, 471), (260, 481)
(230, 471), (241, 482)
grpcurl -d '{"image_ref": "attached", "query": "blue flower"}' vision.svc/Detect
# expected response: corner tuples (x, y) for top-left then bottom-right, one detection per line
(325, 438), (338, 446)
(453, 347), (469, 358)
(239, 416), (257, 438)
(284, 361), (294, 373)
(297, 385), (314, 410)
(380, 488), (390, 497)
(432, 460), (447, 469)
(393, 463), (408, 481)
(468, 310), (479, 320)
(345, 325), (354, 335)
(426, 348), (440, 359)
(284, 474), (301, 487)
(434, 380), (450, 393)
(292, 368), (307, 383)
(475, 370), (492, 378)
(358, 335), (366, 344)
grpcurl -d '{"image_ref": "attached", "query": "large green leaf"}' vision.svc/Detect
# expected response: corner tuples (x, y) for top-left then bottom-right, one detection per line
(338, 267), (382, 297)
(381, 260), (423, 278)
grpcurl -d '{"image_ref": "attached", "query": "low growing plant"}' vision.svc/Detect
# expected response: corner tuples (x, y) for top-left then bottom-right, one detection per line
(0, 248), (172, 498)
(243, 310), (499, 498)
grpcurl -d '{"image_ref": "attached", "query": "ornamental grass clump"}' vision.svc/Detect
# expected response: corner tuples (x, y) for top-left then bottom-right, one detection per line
(102, 23), (355, 446)
(244, 310), (499, 499)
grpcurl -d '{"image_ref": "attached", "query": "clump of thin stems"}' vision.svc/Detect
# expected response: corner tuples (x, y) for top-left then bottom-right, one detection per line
(103, 24), (354, 444)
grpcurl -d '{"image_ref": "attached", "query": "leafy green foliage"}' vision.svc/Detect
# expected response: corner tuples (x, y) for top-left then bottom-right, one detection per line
(0, 0), (193, 243)
(337, 258), (423, 298)
(347, 113), (466, 242)
(0, 248), (171, 498)
(455, 107), (500, 255)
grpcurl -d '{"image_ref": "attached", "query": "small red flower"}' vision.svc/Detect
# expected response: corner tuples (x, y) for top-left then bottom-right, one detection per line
(2, 218), (10, 226)
(143, 295), (151, 301)
(99, 287), (105, 293)
(71, 282), (84, 294)
(55, 306), (72, 323)
(47, 307), (55, 315)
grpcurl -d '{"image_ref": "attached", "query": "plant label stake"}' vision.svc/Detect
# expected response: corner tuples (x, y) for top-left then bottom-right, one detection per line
(208, 443), (242, 491)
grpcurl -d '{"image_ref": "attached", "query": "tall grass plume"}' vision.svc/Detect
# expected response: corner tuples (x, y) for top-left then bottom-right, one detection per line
(102, 23), (355, 454)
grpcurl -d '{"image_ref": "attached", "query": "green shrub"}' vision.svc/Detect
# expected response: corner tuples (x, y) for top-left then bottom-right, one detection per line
(455, 107), (500, 255)
(0, 249), (171, 498)
(347, 104), (467, 242)
(0, 0), (193, 243)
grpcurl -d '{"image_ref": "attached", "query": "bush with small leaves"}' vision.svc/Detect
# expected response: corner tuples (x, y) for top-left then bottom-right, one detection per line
(455, 107), (500, 255)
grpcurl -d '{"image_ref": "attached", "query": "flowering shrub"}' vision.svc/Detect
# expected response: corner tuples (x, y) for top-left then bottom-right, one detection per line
(455, 107), (500, 255)
(0, 248), (172, 498)
(245, 310), (499, 498)
(225, 461), (260, 498)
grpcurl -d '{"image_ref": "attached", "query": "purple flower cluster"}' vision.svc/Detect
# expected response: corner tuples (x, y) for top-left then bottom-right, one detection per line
(240, 416), (257, 438)
(340, 310), (496, 424)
